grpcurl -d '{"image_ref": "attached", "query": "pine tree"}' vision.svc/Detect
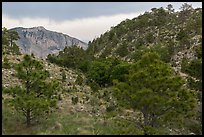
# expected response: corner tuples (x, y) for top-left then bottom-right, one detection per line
(2, 27), (21, 55)
(8, 30), (20, 47)
(2, 27), (10, 46)
(113, 52), (197, 135)
(3, 55), (59, 127)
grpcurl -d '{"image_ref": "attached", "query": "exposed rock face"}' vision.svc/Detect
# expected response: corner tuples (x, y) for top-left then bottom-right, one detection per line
(10, 26), (88, 58)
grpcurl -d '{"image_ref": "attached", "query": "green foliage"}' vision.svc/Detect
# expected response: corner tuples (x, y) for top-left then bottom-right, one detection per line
(195, 45), (202, 59)
(145, 32), (154, 43)
(2, 27), (21, 55)
(47, 54), (57, 63)
(181, 58), (202, 80)
(181, 56), (202, 101)
(2, 56), (11, 69)
(108, 31), (115, 40)
(112, 118), (143, 135)
(88, 81), (100, 92)
(71, 96), (79, 105)
(187, 77), (202, 94)
(132, 44), (172, 63)
(3, 55), (59, 127)
(186, 12), (202, 35)
(150, 8), (168, 27)
(87, 60), (111, 87)
(115, 43), (129, 57)
(135, 12), (151, 28)
(75, 75), (83, 85)
(78, 59), (90, 73)
(132, 46), (148, 62)
(8, 30), (20, 46)
(185, 119), (202, 135)
(106, 102), (117, 112)
(110, 62), (131, 82)
(2, 27), (10, 46)
(113, 52), (197, 134)
(87, 57), (121, 88)
(135, 38), (145, 49)
(47, 45), (87, 69)
(150, 44), (172, 63)
(61, 70), (66, 83)
(12, 43), (21, 55)
(100, 45), (113, 58)
(176, 29), (190, 48)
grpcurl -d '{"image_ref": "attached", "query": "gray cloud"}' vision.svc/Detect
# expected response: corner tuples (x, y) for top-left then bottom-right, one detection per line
(3, 2), (202, 21)
(2, 2), (202, 42)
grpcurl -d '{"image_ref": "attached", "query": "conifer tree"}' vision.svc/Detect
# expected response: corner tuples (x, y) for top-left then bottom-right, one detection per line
(3, 55), (59, 127)
(113, 52), (197, 135)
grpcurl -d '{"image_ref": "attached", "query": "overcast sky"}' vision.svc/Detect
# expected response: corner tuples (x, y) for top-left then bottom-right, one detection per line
(2, 2), (202, 43)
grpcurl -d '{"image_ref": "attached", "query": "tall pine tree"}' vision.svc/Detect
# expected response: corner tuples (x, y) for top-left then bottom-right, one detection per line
(3, 55), (59, 127)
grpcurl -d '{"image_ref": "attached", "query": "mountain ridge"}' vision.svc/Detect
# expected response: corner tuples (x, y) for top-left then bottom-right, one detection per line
(87, 7), (202, 60)
(10, 26), (88, 58)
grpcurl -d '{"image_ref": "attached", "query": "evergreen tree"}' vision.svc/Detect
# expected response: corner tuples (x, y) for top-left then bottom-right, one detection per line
(113, 52), (197, 135)
(166, 4), (174, 13)
(2, 27), (21, 55)
(8, 30), (20, 47)
(2, 27), (10, 46)
(3, 55), (59, 127)
(48, 45), (87, 69)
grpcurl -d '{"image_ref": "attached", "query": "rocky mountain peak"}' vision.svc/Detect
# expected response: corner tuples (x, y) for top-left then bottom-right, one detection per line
(10, 26), (88, 59)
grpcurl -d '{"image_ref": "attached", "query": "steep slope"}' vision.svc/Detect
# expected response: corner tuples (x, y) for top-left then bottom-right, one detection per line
(87, 7), (202, 61)
(86, 7), (202, 90)
(10, 26), (88, 58)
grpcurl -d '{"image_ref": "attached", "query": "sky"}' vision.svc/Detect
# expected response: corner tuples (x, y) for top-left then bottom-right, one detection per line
(2, 2), (202, 43)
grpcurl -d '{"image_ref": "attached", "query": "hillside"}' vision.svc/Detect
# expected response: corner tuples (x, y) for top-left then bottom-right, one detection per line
(86, 6), (202, 92)
(10, 26), (88, 58)
(2, 54), (143, 135)
(87, 7), (201, 61)
(2, 4), (202, 135)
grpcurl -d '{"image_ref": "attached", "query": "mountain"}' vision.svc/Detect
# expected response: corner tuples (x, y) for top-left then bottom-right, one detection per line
(10, 26), (88, 58)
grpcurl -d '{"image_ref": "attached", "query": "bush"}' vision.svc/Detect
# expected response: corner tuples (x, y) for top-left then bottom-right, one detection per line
(71, 96), (78, 105)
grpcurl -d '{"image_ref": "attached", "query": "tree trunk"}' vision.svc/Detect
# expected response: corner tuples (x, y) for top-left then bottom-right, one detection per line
(150, 114), (157, 128)
(26, 109), (31, 127)
(144, 112), (148, 126)
(141, 107), (150, 135)
(26, 79), (31, 127)
(143, 112), (149, 135)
